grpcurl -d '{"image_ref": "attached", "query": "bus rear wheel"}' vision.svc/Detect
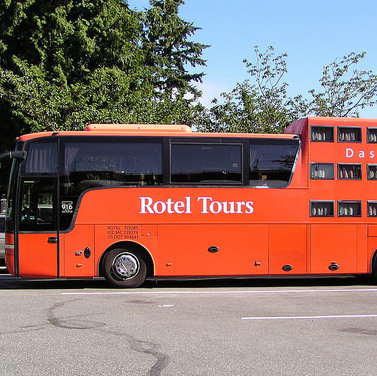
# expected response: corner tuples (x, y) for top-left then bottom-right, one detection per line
(103, 248), (147, 288)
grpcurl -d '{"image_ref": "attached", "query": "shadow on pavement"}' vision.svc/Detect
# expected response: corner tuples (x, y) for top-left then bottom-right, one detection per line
(0, 273), (375, 290)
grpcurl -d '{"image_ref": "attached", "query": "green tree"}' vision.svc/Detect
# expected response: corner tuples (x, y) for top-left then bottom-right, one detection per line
(0, 0), (208, 151)
(306, 52), (377, 117)
(143, 0), (207, 100)
(198, 46), (295, 134)
(199, 47), (377, 133)
(140, 0), (208, 125)
(0, 1), (145, 148)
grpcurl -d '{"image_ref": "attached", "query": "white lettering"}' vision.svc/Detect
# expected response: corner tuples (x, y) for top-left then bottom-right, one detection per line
(245, 201), (254, 214)
(346, 148), (354, 158)
(153, 201), (166, 214)
(198, 196), (211, 213)
(210, 201), (222, 214)
(223, 201), (235, 214)
(140, 197), (153, 213)
(140, 196), (254, 215)
(345, 147), (376, 160)
(140, 196), (191, 214)
(185, 196), (192, 213)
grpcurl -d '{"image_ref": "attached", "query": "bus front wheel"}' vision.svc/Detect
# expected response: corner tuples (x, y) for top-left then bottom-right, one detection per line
(103, 248), (147, 288)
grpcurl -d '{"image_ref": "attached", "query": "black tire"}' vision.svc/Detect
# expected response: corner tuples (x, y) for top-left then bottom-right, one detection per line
(103, 248), (147, 288)
(371, 253), (377, 282)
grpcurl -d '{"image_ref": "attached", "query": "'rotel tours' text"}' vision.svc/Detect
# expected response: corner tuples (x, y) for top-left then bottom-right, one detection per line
(139, 196), (254, 214)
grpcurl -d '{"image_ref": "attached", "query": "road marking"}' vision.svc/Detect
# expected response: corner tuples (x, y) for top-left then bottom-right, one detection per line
(242, 314), (377, 321)
(61, 288), (377, 296)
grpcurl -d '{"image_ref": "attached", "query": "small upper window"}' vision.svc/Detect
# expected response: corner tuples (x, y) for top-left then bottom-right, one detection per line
(368, 201), (377, 217)
(310, 163), (334, 179)
(368, 165), (377, 180)
(310, 201), (334, 217)
(338, 127), (362, 142)
(367, 128), (377, 143)
(338, 164), (362, 180)
(338, 201), (362, 217)
(311, 126), (334, 142)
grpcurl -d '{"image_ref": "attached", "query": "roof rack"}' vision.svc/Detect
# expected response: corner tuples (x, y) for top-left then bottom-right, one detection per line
(85, 123), (191, 133)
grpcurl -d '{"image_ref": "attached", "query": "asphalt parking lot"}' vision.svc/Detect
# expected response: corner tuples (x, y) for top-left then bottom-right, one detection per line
(0, 275), (376, 376)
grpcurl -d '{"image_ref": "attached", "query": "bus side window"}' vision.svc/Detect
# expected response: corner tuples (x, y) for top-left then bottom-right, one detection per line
(249, 140), (299, 188)
(170, 143), (242, 184)
(20, 178), (57, 231)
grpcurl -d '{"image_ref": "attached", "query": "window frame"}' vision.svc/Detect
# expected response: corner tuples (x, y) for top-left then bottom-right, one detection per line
(310, 163), (335, 180)
(338, 200), (362, 217)
(310, 200), (335, 217)
(338, 126), (362, 143)
(310, 126), (334, 142)
(338, 163), (362, 180)
(169, 139), (244, 186)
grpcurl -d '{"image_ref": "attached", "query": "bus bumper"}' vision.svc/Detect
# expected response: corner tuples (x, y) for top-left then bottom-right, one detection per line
(5, 248), (15, 275)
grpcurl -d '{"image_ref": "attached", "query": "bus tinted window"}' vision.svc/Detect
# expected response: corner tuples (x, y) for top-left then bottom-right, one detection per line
(63, 140), (162, 195)
(170, 143), (242, 184)
(22, 140), (58, 174)
(249, 140), (299, 188)
(20, 177), (57, 231)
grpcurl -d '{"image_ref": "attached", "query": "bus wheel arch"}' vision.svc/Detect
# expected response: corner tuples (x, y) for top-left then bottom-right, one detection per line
(100, 242), (154, 288)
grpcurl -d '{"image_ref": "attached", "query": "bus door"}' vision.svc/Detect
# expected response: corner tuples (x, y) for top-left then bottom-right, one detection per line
(17, 177), (59, 278)
(61, 225), (95, 278)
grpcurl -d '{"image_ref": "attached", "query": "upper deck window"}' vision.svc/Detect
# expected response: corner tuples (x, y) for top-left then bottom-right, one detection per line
(338, 164), (362, 180)
(170, 143), (242, 184)
(338, 127), (362, 142)
(310, 126), (334, 142)
(249, 139), (299, 188)
(367, 128), (377, 143)
(310, 163), (334, 179)
(338, 201), (362, 217)
(310, 201), (334, 217)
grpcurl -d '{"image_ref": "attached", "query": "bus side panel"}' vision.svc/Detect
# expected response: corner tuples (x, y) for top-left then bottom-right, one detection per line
(156, 224), (268, 276)
(356, 225), (368, 273)
(310, 224), (358, 274)
(268, 224), (307, 274)
(61, 225), (95, 277)
(18, 233), (58, 278)
(94, 224), (158, 275)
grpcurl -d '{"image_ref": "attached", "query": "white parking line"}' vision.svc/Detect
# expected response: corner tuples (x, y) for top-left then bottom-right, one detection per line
(61, 288), (377, 296)
(242, 314), (377, 321)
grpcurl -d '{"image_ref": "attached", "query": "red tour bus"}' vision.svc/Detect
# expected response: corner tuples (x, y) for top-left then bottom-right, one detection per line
(2, 117), (377, 287)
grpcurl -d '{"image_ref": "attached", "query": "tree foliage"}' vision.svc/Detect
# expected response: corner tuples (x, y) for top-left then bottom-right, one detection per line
(198, 46), (294, 133)
(0, 0), (208, 153)
(199, 47), (377, 133)
(306, 52), (377, 117)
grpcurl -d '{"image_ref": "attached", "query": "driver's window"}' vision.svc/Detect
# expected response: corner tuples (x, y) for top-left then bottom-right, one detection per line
(20, 178), (57, 231)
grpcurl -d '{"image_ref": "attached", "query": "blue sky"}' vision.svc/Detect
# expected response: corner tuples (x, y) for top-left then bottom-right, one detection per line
(130, 0), (377, 117)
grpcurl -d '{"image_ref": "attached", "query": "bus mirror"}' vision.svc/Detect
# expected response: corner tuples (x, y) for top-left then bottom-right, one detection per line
(0, 150), (26, 161)
(10, 151), (26, 160)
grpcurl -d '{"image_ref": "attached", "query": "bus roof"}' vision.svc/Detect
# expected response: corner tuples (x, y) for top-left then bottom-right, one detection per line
(17, 123), (299, 141)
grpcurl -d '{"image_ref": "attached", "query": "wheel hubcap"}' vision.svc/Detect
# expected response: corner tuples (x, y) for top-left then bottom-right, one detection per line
(112, 253), (140, 279)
